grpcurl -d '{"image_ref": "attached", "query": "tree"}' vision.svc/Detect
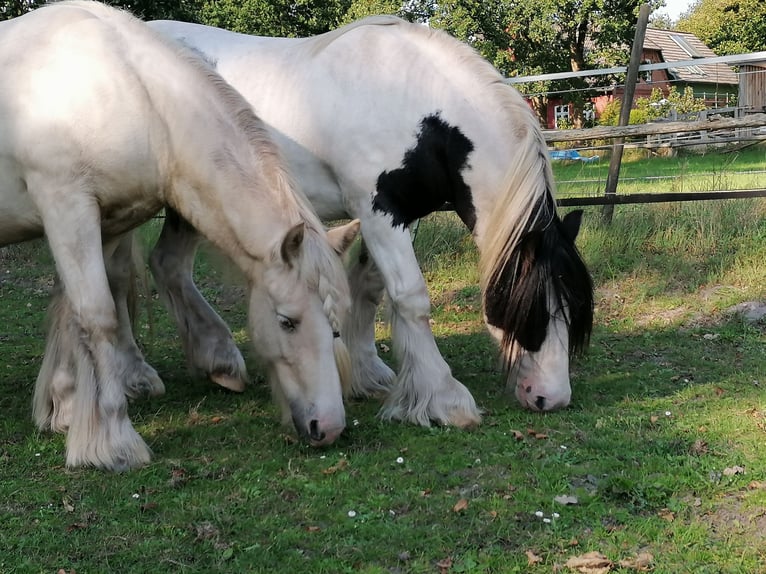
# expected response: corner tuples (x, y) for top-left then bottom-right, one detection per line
(198, 0), (351, 36)
(411, 0), (662, 126)
(0, 0), (45, 21)
(677, 0), (766, 54)
(0, 0), (202, 22)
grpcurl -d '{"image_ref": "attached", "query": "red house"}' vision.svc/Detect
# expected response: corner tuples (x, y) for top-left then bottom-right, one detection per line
(543, 28), (739, 129)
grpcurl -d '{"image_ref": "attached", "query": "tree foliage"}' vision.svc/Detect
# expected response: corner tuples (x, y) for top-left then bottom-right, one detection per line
(677, 0), (766, 54)
(197, 0), (351, 36)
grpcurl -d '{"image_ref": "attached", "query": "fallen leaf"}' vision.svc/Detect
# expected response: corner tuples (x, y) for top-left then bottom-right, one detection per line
(649, 415), (659, 424)
(689, 439), (708, 456)
(534, 433), (549, 440)
(436, 556), (452, 573)
(748, 480), (766, 490)
(527, 428), (538, 436)
(723, 465), (745, 476)
(306, 525), (321, 532)
(421, 488), (432, 497)
(526, 549), (543, 565)
(565, 551), (612, 573)
(453, 498), (469, 512)
(554, 495), (579, 505)
(512, 430), (525, 441)
(322, 458), (349, 475)
(714, 387), (725, 396)
(210, 416), (223, 424)
(62, 498), (74, 513)
(658, 508), (675, 522)
(569, 539), (580, 547)
(488, 510), (498, 519)
(619, 552), (654, 571)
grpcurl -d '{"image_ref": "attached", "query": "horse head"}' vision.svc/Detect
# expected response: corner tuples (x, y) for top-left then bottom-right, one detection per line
(247, 219), (359, 445)
(484, 207), (593, 411)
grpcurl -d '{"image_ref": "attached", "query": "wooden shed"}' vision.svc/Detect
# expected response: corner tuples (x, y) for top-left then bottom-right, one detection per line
(739, 63), (766, 112)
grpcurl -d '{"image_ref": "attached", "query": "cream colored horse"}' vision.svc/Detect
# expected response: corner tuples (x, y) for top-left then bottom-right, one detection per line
(0, 1), (356, 470)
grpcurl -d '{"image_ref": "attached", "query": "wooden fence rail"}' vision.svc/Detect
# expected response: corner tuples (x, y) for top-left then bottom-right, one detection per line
(543, 113), (766, 143)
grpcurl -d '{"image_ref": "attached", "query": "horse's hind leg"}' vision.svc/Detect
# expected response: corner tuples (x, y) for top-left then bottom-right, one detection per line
(104, 233), (164, 399)
(31, 189), (150, 470)
(345, 241), (396, 397)
(149, 208), (247, 392)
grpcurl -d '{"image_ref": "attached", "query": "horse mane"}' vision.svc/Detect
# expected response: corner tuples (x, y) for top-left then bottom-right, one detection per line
(53, 1), (351, 341)
(478, 119), (594, 364)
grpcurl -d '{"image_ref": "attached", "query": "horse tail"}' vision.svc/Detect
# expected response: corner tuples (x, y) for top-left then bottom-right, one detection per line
(33, 284), (77, 432)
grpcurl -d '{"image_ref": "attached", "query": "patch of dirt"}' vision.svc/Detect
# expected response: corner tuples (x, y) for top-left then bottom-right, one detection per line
(697, 494), (766, 545)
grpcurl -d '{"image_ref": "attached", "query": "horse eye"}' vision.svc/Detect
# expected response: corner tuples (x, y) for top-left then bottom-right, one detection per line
(277, 314), (297, 332)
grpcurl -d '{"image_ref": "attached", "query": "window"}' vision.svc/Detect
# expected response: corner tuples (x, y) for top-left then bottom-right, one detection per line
(670, 34), (705, 58)
(641, 59), (653, 83)
(554, 104), (570, 128)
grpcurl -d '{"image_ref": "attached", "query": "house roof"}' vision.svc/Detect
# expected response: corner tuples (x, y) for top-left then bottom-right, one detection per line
(644, 28), (738, 85)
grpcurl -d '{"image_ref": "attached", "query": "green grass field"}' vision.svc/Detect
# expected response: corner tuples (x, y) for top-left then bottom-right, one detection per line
(1, 146), (765, 573)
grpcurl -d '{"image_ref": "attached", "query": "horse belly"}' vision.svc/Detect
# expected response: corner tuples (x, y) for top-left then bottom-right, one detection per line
(0, 162), (44, 246)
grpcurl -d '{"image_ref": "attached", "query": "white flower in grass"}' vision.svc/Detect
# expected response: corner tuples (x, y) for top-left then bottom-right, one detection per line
(543, 518), (552, 524)
(347, 510), (357, 518)
(534, 510), (544, 518)
(553, 512), (560, 519)
(665, 411), (672, 417)
(396, 457), (404, 464)
(131, 493), (140, 499)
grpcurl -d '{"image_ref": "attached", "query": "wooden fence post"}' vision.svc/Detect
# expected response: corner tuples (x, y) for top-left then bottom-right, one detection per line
(601, 3), (652, 224)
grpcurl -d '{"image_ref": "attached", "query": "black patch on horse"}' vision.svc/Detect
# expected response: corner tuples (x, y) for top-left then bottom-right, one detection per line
(372, 113), (476, 230)
(484, 197), (593, 358)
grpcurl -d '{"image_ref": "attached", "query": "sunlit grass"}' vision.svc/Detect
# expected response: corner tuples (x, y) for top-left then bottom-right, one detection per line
(1, 148), (766, 572)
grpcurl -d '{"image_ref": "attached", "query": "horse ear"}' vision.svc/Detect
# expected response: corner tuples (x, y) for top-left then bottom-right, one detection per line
(561, 209), (583, 243)
(280, 222), (305, 265)
(326, 219), (360, 256)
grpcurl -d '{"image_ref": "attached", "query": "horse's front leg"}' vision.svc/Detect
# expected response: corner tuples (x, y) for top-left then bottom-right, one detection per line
(344, 240), (396, 397)
(149, 208), (247, 392)
(360, 215), (481, 428)
(30, 192), (150, 470)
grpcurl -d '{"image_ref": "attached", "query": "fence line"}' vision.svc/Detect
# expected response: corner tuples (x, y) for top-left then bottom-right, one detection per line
(557, 189), (766, 207)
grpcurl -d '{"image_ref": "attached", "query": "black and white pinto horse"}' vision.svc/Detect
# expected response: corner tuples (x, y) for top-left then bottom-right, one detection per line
(148, 16), (594, 426)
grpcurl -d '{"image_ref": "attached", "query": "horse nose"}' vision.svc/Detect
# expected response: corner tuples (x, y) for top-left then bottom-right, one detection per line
(309, 419), (325, 442)
(535, 396), (546, 411)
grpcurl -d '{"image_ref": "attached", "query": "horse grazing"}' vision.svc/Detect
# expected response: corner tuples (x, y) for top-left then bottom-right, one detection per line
(0, 1), (357, 470)
(148, 16), (594, 425)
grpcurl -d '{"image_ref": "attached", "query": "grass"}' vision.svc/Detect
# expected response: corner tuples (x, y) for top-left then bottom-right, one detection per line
(554, 144), (766, 198)
(1, 146), (766, 573)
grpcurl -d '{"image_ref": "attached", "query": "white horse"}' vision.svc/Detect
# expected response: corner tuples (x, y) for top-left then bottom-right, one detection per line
(147, 16), (594, 426)
(0, 1), (357, 470)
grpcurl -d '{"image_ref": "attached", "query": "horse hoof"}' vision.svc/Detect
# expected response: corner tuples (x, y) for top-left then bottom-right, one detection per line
(211, 372), (246, 393)
(125, 365), (165, 399)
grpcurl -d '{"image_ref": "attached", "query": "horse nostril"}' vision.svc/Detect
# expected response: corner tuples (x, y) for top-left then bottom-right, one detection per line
(535, 396), (546, 411)
(309, 419), (326, 442)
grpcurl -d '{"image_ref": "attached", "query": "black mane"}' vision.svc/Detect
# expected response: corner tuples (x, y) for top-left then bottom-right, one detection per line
(484, 195), (594, 364)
